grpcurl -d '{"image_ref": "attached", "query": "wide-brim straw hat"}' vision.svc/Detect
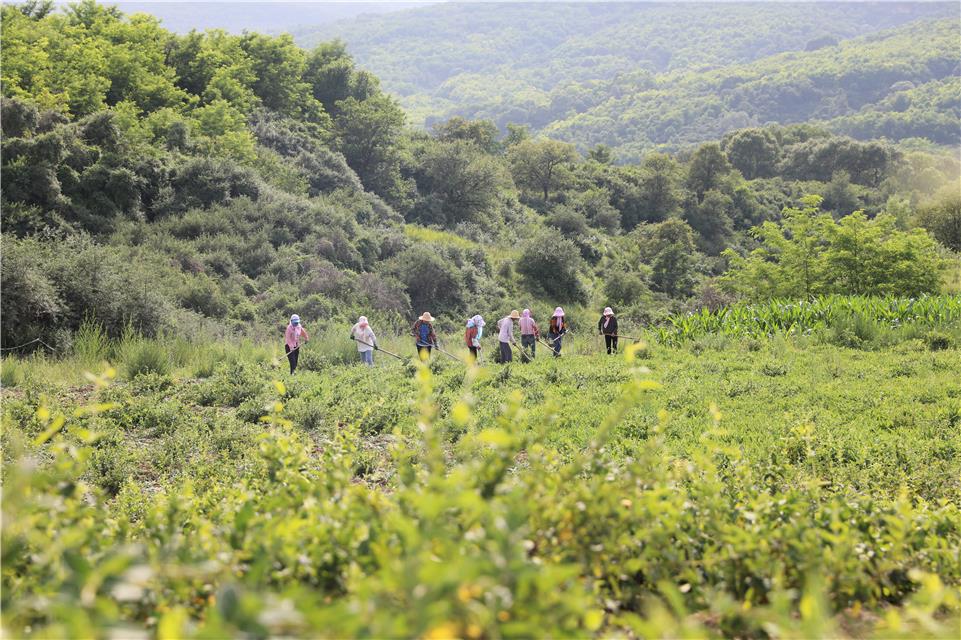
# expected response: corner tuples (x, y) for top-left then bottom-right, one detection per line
(419, 312), (435, 322)
(509, 309), (520, 319)
(603, 307), (614, 316)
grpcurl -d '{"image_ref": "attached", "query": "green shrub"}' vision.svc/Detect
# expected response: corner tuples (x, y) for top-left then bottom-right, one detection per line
(123, 341), (171, 379)
(72, 320), (110, 363)
(925, 330), (953, 351)
(0, 357), (26, 388)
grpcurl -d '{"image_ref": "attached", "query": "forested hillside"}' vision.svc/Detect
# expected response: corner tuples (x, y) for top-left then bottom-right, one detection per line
(301, 2), (960, 159)
(2, 0), (959, 353)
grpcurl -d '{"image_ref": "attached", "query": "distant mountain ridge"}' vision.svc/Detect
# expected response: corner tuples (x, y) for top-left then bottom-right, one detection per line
(296, 2), (960, 160)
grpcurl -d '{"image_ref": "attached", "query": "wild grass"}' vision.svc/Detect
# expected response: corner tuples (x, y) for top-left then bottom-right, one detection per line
(2, 330), (958, 638)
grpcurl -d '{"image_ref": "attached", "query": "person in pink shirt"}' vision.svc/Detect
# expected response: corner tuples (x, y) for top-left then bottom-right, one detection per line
(284, 314), (310, 374)
(518, 308), (539, 358)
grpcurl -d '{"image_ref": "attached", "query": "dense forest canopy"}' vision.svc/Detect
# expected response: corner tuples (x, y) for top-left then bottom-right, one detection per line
(1, 0), (959, 353)
(301, 1), (961, 160)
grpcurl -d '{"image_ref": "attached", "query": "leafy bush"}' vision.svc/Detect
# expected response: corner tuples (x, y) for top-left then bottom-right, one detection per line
(122, 341), (171, 379)
(925, 330), (953, 351)
(516, 229), (587, 303)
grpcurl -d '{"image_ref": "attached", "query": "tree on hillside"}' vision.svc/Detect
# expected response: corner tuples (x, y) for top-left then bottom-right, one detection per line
(304, 40), (378, 115)
(433, 116), (500, 154)
(722, 195), (943, 299)
(634, 153), (683, 227)
(413, 139), (510, 227)
(683, 189), (735, 255)
(383, 245), (466, 315)
(915, 194), (961, 252)
(686, 142), (733, 202)
(516, 228), (586, 302)
(334, 94), (406, 200)
(508, 138), (578, 202)
(640, 218), (700, 297)
(723, 128), (780, 180)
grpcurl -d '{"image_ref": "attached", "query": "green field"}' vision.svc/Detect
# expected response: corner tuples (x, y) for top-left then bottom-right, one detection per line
(3, 328), (959, 637)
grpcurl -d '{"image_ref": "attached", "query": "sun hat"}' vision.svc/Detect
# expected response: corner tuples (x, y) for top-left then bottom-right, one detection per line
(290, 314), (300, 325)
(509, 309), (520, 320)
(419, 312), (435, 322)
(553, 307), (565, 317)
(522, 309), (531, 317)
(603, 307), (613, 316)
(358, 315), (368, 327)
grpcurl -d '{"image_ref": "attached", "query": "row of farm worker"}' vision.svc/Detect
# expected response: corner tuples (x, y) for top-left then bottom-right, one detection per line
(282, 308), (622, 373)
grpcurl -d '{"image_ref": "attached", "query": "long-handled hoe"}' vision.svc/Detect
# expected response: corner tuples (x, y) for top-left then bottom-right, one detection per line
(432, 341), (465, 363)
(507, 340), (532, 363)
(352, 337), (405, 361)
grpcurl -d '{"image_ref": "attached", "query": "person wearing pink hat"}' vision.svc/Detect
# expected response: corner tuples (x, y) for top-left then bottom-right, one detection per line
(518, 308), (540, 358)
(598, 306), (619, 354)
(349, 315), (378, 366)
(547, 306), (568, 357)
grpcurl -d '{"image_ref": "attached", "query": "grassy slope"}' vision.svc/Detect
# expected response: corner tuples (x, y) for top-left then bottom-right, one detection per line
(4, 336), (959, 502)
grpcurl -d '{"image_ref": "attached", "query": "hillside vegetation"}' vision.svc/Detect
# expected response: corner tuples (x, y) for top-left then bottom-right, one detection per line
(3, 2), (959, 355)
(301, 2), (961, 159)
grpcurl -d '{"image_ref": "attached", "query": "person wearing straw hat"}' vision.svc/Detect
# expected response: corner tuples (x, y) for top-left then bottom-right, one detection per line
(411, 312), (437, 360)
(497, 309), (520, 363)
(547, 307), (567, 358)
(598, 306), (619, 354)
(518, 308), (539, 358)
(349, 315), (378, 366)
(465, 314), (485, 362)
(284, 313), (310, 374)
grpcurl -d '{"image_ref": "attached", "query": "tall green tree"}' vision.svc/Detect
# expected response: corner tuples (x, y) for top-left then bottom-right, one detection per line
(334, 94), (406, 199)
(686, 142), (733, 202)
(508, 138), (578, 203)
(915, 194), (961, 252)
(414, 139), (510, 227)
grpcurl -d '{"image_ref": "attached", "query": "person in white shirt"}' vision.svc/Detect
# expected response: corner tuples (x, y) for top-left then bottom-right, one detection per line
(497, 309), (520, 363)
(349, 315), (378, 366)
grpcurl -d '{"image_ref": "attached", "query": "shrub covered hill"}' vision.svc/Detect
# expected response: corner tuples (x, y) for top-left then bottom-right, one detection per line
(299, 1), (961, 160)
(2, 0), (960, 353)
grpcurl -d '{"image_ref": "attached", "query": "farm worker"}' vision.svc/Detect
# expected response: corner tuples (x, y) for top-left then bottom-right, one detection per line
(497, 310), (520, 363)
(284, 314), (309, 374)
(349, 315), (378, 366)
(598, 306), (618, 354)
(518, 308), (539, 358)
(412, 312), (437, 360)
(547, 307), (567, 358)
(465, 314), (485, 362)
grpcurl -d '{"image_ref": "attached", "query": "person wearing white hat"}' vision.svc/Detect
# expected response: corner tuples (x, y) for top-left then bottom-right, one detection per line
(284, 313), (310, 374)
(547, 307), (567, 358)
(497, 310), (521, 363)
(349, 315), (378, 366)
(598, 306), (618, 354)
(411, 312), (437, 360)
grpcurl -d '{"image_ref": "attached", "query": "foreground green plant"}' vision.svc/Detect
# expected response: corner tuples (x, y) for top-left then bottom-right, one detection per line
(2, 338), (959, 638)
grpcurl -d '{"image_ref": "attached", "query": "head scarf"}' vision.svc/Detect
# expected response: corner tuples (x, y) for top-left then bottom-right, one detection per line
(553, 307), (564, 317)
(358, 315), (369, 329)
(290, 314), (301, 325)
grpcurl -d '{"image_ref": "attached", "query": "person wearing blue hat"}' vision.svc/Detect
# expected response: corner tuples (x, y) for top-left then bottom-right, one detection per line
(284, 314), (310, 374)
